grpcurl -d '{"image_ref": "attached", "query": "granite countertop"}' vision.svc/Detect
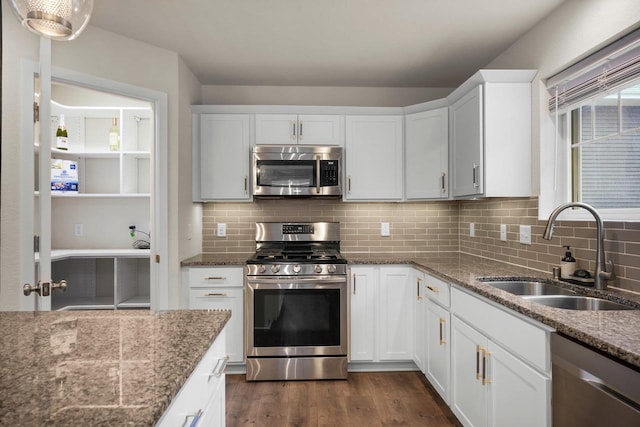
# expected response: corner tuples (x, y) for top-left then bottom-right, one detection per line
(348, 252), (640, 369)
(0, 309), (230, 426)
(181, 253), (252, 266)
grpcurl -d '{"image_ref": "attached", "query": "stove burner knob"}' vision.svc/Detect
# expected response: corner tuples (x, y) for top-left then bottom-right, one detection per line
(293, 264), (301, 273)
(258, 265), (266, 273)
(271, 264), (280, 273)
(314, 265), (323, 274)
(327, 265), (337, 273)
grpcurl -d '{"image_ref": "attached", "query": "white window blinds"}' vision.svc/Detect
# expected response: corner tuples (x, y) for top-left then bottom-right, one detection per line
(548, 28), (640, 110)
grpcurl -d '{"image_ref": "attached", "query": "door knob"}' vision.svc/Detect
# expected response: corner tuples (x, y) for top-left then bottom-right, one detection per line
(23, 280), (67, 297)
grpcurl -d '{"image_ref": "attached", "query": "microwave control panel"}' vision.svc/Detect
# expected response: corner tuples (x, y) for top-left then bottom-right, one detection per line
(320, 160), (339, 186)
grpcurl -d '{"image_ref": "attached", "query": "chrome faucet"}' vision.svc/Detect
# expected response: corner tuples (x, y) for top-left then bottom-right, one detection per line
(542, 202), (614, 290)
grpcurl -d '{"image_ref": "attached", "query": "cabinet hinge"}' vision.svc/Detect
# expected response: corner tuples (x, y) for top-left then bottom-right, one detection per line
(33, 102), (40, 123)
(155, 254), (160, 263)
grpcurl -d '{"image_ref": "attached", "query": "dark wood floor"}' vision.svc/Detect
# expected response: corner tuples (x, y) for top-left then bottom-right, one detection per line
(226, 371), (461, 427)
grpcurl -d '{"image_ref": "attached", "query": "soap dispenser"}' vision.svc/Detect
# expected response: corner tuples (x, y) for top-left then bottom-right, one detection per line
(561, 246), (576, 279)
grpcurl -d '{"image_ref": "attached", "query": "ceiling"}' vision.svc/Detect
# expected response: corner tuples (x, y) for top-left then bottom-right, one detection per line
(90, 0), (566, 88)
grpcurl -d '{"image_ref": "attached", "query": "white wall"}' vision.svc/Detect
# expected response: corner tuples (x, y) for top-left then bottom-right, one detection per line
(486, 0), (640, 199)
(1, 1), (183, 310)
(201, 85), (452, 107)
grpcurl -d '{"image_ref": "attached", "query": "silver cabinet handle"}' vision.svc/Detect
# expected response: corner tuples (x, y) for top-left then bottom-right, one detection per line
(244, 175), (248, 193)
(204, 292), (228, 297)
(439, 318), (447, 345)
(299, 121), (303, 139)
(205, 276), (226, 280)
(353, 274), (357, 295)
(441, 172), (446, 193)
(348, 176), (352, 192)
(292, 121), (296, 139)
(472, 164), (479, 188)
(208, 356), (229, 380)
(416, 277), (423, 300)
(482, 348), (491, 385)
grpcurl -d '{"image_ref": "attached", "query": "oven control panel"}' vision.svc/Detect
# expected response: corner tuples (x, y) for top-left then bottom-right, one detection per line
(246, 263), (347, 276)
(282, 224), (314, 234)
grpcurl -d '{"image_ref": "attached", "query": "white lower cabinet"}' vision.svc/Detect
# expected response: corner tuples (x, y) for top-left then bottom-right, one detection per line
(349, 266), (413, 363)
(183, 266), (244, 363)
(450, 286), (552, 427)
(157, 329), (227, 427)
(425, 299), (451, 403)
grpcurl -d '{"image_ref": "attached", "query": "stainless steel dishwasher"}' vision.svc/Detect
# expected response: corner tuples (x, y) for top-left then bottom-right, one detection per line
(552, 333), (640, 426)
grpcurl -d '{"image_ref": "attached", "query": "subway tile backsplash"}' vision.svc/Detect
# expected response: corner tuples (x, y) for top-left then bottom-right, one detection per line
(202, 197), (640, 294)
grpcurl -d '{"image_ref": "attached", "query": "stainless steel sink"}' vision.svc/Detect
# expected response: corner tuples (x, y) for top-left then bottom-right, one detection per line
(523, 295), (635, 311)
(479, 279), (576, 296)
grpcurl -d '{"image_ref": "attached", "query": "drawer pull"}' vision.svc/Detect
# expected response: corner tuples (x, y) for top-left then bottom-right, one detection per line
(416, 278), (423, 300)
(204, 292), (227, 297)
(426, 285), (439, 294)
(439, 318), (447, 345)
(205, 276), (227, 280)
(184, 409), (203, 427)
(209, 356), (229, 380)
(482, 349), (491, 385)
(476, 345), (483, 380)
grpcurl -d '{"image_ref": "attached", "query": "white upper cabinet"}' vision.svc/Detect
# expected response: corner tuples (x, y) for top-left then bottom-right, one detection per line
(195, 114), (251, 201)
(449, 70), (535, 199)
(345, 115), (403, 201)
(405, 108), (449, 199)
(255, 114), (343, 146)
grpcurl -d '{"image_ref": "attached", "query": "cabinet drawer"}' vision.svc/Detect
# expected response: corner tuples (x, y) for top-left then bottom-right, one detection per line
(188, 266), (243, 288)
(451, 287), (550, 373)
(423, 273), (450, 308)
(189, 287), (243, 309)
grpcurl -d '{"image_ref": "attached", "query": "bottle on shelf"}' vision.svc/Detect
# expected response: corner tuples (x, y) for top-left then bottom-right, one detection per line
(55, 114), (69, 150)
(109, 117), (120, 151)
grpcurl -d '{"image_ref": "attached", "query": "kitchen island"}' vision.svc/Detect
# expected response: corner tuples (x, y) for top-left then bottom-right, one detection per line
(0, 309), (230, 426)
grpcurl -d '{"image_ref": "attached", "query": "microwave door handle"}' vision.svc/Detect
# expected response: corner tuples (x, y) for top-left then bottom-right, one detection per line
(316, 156), (321, 194)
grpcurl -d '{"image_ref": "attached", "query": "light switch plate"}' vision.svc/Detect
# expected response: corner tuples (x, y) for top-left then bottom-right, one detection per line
(217, 223), (227, 237)
(470, 223), (475, 237)
(381, 222), (390, 237)
(519, 225), (531, 245)
(74, 223), (83, 237)
(500, 224), (507, 241)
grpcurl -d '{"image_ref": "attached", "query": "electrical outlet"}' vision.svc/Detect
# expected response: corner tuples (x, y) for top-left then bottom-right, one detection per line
(500, 224), (507, 241)
(381, 222), (390, 237)
(217, 223), (227, 237)
(519, 225), (531, 245)
(469, 223), (475, 237)
(74, 223), (83, 237)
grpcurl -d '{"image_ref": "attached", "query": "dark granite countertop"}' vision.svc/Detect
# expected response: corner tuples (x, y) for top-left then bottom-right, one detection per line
(0, 309), (230, 426)
(181, 253), (252, 266)
(347, 252), (640, 369)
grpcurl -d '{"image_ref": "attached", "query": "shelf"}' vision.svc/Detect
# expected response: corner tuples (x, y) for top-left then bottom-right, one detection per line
(37, 249), (151, 263)
(51, 148), (120, 158)
(52, 297), (115, 311)
(117, 295), (151, 308)
(36, 191), (151, 198)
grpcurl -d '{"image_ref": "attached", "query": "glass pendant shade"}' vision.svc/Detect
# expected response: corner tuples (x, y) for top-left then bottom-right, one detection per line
(8, 0), (93, 41)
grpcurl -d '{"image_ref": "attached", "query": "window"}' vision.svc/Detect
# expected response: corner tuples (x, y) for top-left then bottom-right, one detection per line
(542, 28), (640, 220)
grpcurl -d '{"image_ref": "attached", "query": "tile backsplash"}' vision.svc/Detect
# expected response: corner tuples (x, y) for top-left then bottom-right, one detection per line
(202, 197), (640, 294)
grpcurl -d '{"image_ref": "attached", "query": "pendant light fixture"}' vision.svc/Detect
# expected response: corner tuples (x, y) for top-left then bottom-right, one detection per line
(8, 0), (94, 41)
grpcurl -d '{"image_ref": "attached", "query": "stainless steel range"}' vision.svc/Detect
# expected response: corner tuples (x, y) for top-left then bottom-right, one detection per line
(245, 222), (348, 381)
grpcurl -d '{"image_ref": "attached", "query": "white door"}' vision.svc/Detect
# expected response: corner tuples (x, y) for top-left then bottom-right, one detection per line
(345, 115), (403, 200)
(451, 85), (483, 198)
(425, 300), (451, 403)
(199, 114), (251, 200)
(451, 316), (488, 427)
(297, 115), (343, 146)
(349, 267), (376, 361)
(413, 270), (427, 372)
(488, 342), (550, 427)
(255, 114), (298, 144)
(378, 267), (413, 360)
(405, 108), (449, 199)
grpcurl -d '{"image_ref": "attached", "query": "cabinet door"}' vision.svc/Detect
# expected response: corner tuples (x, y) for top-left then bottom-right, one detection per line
(405, 108), (449, 199)
(451, 316), (488, 427)
(198, 114), (251, 200)
(413, 270), (427, 372)
(255, 114), (298, 144)
(488, 342), (550, 427)
(345, 115), (403, 200)
(349, 267), (376, 361)
(425, 300), (451, 404)
(190, 288), (244, 363)
(297, 115), (343, 146)
(451, 85), (483, 198)
(378, 267), (413, 361)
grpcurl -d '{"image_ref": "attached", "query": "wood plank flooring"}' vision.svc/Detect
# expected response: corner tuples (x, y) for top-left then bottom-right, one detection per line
(226, 371), (461, 427)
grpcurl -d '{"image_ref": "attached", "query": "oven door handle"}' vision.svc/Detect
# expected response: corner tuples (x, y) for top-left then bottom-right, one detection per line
(246, 276), (347, 285)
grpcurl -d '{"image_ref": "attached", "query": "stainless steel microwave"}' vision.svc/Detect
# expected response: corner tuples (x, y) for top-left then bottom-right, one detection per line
(252, 145), (342, 197)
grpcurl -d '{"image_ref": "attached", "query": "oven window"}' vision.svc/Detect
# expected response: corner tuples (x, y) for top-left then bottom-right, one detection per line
(253, 288), (341, 347)
(256, 160), (316, 188)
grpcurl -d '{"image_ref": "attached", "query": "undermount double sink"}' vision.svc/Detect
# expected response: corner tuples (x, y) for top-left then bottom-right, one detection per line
(479, 279), (636, 311)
